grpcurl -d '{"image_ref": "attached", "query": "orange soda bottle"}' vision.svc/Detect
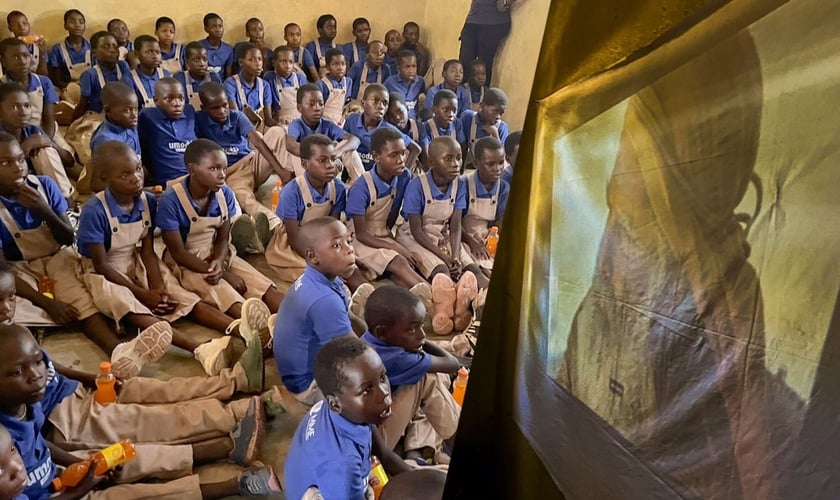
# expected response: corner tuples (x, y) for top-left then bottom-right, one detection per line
(153, 185), (163, 198)
(369, 455), (389, 499)
(452, 367), (469, 406)
(485, 226), (500, 258)
(52, 440), (137, 491)
(271, 179), (282, 211)
(94, 362), (117, 405)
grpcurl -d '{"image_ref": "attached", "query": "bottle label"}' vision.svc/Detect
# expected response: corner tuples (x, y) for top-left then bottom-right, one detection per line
(369, 463), (389, 490)
(99, 442), (127, 469)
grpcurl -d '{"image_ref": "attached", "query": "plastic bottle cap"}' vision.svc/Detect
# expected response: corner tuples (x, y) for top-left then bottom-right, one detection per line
(275, 179), (282, 186)
(99, 361), (112, 373)
(458, 367), (469, 378)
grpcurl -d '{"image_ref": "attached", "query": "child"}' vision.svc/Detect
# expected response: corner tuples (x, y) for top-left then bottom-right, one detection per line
(396, 136), (481, 334)
(156, 16), (184, 74)
(88, 83), (140, 194)
(5, 11), (47, 76)
(464, 59), (487, 112)
(0, 133), (165, 378)
(347, 127), (431, 295)
(75, 31), (131, 119)
(174, 41), (223, 110)
(387, 91), (422, 147)
(0, 83), (76, 201)
(232, 18), (274, 76)
(420, 89), (467, 155)
(423, 59), (470, 118)
(461, 137), (509, 276)
(305, 14), (338, 82)
(343, 17), (371, 67)
(284, 335), (394, 499)
(156, 139), (283, 328)
(384, 51), (425, 121)
(0, 324), (283, 500)
(0, 261), (14, 325)
(363, 286), (460, 463)
(200, 12), (234, 78)
(348, 40), (390, 101)
(106, 18), (133, 64)
(0, 38), (58, 137)
(383, 30), (403, 77)
(196, 82), (291, 251)
(316, 48), (351, 125)
(400, 22), (430, 77)
(344, 84), (421, 173)
(0, 423), (26, 499)
(279, 84), (363, 179)
(263, 45), (308, 125)
(137, 77), (196, 185)
(47, 10), (91, 105)
(123, 35), (170, 109)
(461, 87), (509, 164)
(502, 130), (521, 185)
(223, 42), (275, 127)
(283, 23), (311, 76)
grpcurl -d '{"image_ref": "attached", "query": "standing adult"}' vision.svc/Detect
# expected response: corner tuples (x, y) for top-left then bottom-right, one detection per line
(458, 0), (514, 85)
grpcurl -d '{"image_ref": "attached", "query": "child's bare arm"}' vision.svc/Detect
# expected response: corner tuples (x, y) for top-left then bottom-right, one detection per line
(286, 134), (303, 157)
(334, 134), (360, 155)
(139, 232), (165, 290)
(372, 427), (412, 476)
(247, 130), (292, 183)
(406, 142), (422, 171)
(54, 362), (96, 389)
(284, 219), (306, 257)
(88, 243), (149, 298)
(42, 102), (58, 138)
(73, 95), (89, 120)
(307, 65), (320, 83)
(263, 104), (278, 127)
(448, 210), (464, 260)
(48, 441), (86, 467)
(423, 341), (460, 374)
(210, 219), (231, 263)
(161, 229), (212, 273)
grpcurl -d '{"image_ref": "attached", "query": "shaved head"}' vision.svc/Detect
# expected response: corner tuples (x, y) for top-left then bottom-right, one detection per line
(298, 217), (344, 256)
(102, 81), (136, 108)
(428, 136), (460, 160)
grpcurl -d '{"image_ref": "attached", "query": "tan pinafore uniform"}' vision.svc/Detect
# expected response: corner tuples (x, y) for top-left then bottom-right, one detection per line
(130, 67), (166, 109)
(265, 175), (337, 283)
(0, 176), (98, 325)
(395, 173), (472, 278)
(320, 76), (348, 125)
(275, 74), (302, 124)
(2, 74), (46, 127)
(355, 64), (383, 106)
(160, 44), (183, 74)
(465, 83), (483, 112)
(232, 74), (266, 128)
(58, 41), (91, 105)
(164, 182), (274, 312)
(462, 171), (499, 271)
(67, 64), (121, 170)
(314, 41), (336, 78)
(347, 171), (401, 278)
(80, 192), (200, 324)
(424, 119), (457, 140)
(292, 47), (306, 75)
(185, 73), (211, 110)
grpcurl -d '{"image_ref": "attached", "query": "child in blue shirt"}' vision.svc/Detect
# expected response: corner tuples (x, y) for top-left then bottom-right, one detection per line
(383, 30), (403, 77)
(122, 35), (170, 109)
(0, 38), (58, 137)
(343, 84), (420, 173)
(107, 18), (133, 64)
(420, 89), (467, 164)
(0, 423), (27, 499)
(400, 22), (431, 77)
(461, 87), (510, 164)
(87, 82), (140, 194)
(348, 40), (390, 101)
(155, 17), (184, 74)
(200, 13), (234, 78)
(423, 59), (470, 119)
(384, 51), (426, 121)
(343, 17), (371, 67)
(283, 23), (312, 76)
(75, 31), (131, 118)
(263, 45), (308, 125)
(137, 77), (196, 185)
(463, 59), (487, 112)
(47, 10), (91, 105)
(5, 11), (47, 76)
(396, 136), (481, 335)
(362, 286), (461, 464)
(232, 18), (274, 77)
(174, 42), (223, 111)
(316, 48), (352, 125)
(502, 130), (521, 186)
(223, 42), (275, 128)
(305, 14), (338, 82)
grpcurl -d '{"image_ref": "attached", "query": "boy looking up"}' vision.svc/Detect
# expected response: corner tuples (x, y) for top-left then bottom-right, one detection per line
(305, 14), (338, 82)
(138, 77), (196, 185)
(384, 51), (425, 121)
(107, 18), (133, 64)
(343, 17), (371, 67)
(174, 41), (223, 110)
(200, 13), (234, 78)
(123, 35), (170, 109)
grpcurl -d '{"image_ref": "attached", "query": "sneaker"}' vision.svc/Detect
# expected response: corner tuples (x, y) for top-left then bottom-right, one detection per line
(350, 283), (375, 317)
(231, 215), (263, 254)
(253, 212), (273, 248)
(410, 282), (434, 333)
(66, 208), (81, 232)
(238, 461), (283, 496)
(230, 396), (266, 466)
(431, 274), (456, 335)
(240, 298), (272, 350)
(111, 321), (172, 379)
(454, 271), (478, 332)
(235, 330), (265, 393)
(260, 386), (287, 419)
(194, 336), (235, 376)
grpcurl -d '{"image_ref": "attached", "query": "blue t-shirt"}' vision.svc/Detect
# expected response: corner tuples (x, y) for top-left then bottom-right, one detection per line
(419, 118), (467, 149)
(284, 399), (373, 500)
(90, 119), (141, 159)
(287, 117), (347, 144)
(155, 177), (237, 243)
(424, 83), (471, 118)
(342, 112), (414, 171)
(383, 54), (398, 77)
(47, 38), (91, 80)
(401, 172), (467, 218)
(345, 167), (411, 228)
(347, 62), (391, 100)
(195, 109), (254, 165)
(273, 266), (352, 393)
(0, 351), (78, 500)
(461, 109), (510, 146)
(263, 71), (308, 111)
(199, 38), (234, 76)
(292, 46), (315, 72)
(137, 106), (196, 185)
(79, 62), (131, 112)
(384, 75), (426, 120)
(122, 68), (171, 106)
(3, 73), (59, 106)
(276, 173), (346, 221)
(77, 190), (156, 257)
(223, 73), (273, 111)
(304, 40), (337, 71)
(463, 174), (510, 223)
(362, 331), (432, 388)
(316, 76), (352, 106)
(0, 176), (67, 262)
(342, 41), (368, 68)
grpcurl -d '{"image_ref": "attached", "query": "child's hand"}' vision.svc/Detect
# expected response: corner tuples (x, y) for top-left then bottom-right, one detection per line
(222, 271), (247, 294)
(445, 256), (462, 275)
(20, 134), (53, 156)
(204, 258), (225, 285)
(43, 299), (80, 325)
(482, 124), (500, 139)
(62, 462), (104, 499)
(14, 181), (51, 215)
(36, 37), (47, 52)
(469, 240), (491, 261)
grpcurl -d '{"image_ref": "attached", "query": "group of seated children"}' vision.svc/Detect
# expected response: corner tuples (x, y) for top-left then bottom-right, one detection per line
(0, 8), (525, 499)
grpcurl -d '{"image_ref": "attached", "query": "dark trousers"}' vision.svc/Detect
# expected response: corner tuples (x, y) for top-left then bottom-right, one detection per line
(459, 22), (512, 85)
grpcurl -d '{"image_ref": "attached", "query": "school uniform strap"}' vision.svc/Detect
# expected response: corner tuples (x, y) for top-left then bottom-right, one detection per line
(410, 119), (420, 142)
(466, 171), (499, 205)
(94, 64), (123, 89)
(59, 41), (91, 71)
(96, 191), (151, 236)
(418, 172), (456, 205)
(469, 114), (478, 144)
(234, 75), (264, 111)
(315, 42), (336, 65)
(352, 42), (360, 64)
(174, 43), (182, 61)
(130, 69), (154, 106)
(362, 171), (393, 207)
(296, 176), (336, 208)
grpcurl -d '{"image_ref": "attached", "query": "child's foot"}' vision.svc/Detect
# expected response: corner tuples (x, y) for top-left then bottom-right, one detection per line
(260, 385), (287, 419)
(241, 298), (272, 351)
(111, 321), (173, 379)
(235, 329), (265, 393)
(194, 336), (236, 376)
(252, 212), (273, 248)
(409, 282), (434, 332)
(238, 461), (283, 496)
(229, 396), (266, 466)
(431, 274), (456, 335)
(350, 282), (376, 317)
(454, 271), (478, 332)
(231, 215), (264, 254)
